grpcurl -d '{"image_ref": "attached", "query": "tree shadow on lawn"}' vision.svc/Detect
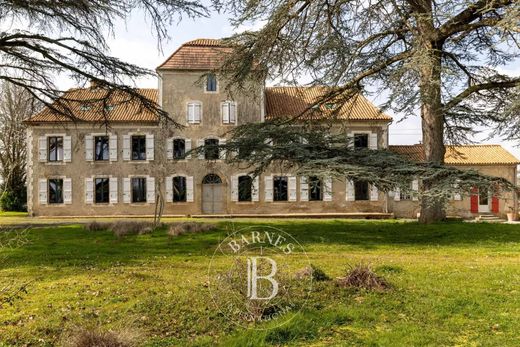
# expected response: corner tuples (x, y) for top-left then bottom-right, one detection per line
(1, 220), (519, 270)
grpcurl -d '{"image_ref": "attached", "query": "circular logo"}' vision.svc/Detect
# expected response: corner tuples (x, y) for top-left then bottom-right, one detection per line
(208, 225), (312, 329)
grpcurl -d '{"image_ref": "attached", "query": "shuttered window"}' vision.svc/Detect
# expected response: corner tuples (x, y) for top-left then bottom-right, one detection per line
(187, 102), (202, 123)
(222, 101), (237, 124)
(131, 135), (146, 160)
(48, 137), (63, 162)
(308, 176), (323, 201)
(48, 179), (64, 204)
(131, 177), (147, 203)
(95, 178), (110, 203)
(173, 139), (186, 159)
(204, 139), (219, 160)
(273, 176), (288, 201)
(238, 176), (253, 202)
(354, 181), (369, 201)
(173, 176), (187, 202)
(95, 136), (109, 161)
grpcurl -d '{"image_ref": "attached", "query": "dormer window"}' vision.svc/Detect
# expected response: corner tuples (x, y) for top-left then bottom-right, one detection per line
(221, 101), (237, 124)
(206, 73), (217, 92)
(80, 104), (91, 111)
(187, 102), (202, 124)
(104, 105), (114, 112)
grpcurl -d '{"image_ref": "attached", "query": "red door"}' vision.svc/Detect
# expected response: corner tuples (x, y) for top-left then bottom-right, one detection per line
(470, 187), (478, 213)
(491, 196), (499, 213)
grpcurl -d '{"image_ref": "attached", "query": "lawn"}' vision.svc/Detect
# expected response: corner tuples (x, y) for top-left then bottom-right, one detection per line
(0, 219), (519, 346)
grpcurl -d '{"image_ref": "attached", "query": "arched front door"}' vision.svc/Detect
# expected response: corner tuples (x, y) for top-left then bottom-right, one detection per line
(202, 174), (224, 214)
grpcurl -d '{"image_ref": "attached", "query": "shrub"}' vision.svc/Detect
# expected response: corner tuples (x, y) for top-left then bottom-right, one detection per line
(295, 264), (330, 281)
(111, 221), (155, 239)
(84, 221), (112, 232)
(0, 188), (26, 212)
(167, 222), (217, 238)
(63, 327), (140, 347)
(336, 264), (390, 291)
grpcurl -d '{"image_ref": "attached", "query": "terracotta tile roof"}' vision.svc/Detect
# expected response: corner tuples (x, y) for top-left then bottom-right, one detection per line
(389, 144), (520, 165)
(157, 38), (232, 70)
(265, 86), (392, 121)
(26, 88), (159, 123)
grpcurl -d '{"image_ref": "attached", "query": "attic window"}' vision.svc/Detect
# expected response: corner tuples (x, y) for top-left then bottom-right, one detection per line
(206, 74), (217, 92)
(80, 104), (91, 111)
(324, 103), (336, 110)
(104, 105), (114, 112)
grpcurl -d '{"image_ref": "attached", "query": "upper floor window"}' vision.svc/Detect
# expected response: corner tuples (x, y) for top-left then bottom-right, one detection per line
(206, 73), (217, 92)
(131, 135), (146, 160)
(95, 178), (109, 203)
(131, 177), (147, 203)
(222, 101), (237, 124)
(273, 176), (288, 201)
(48, 136), (63, 162)
(48, 179), (64, 204)
(308, 176), (323, 201)
(173, 139), (186, 159)
(354, 180), (369, 200)
(354, 134), (369, 149)
(95, 136), (109, 161)
(204, 138), (219, 160)
(187, 102), (202, 124)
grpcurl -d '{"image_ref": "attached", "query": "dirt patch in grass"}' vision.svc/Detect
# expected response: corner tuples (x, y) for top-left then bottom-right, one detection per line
(336, 264), (391, 291)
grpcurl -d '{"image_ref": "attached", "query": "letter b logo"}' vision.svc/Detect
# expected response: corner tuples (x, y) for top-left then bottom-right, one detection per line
(246, 257), (278, 300)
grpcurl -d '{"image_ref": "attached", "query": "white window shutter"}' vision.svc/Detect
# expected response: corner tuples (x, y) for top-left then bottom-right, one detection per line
(231, 175), (239, 202)
(369, 133), (378, 150)
(412, 179), (419, 201)
(252, 176), (259, 202)
(187, 104), (193, 123)
(63, 136), (72, 162)
(347, 133), (354, 149)
(85, 178), (94, 204)
(109, 177), (118, 204)
(123, 178), (131, 203)
(453, 180), (462, 201)
(222, 102), (230, 124)
(324, 177), (333, 201)
(394, 187), (401, 201)
(219, 138), (226, 159)
(85, 135), (94, 161)
(38, 136), (47, 162)
(288, 176), (297, 201)
(186, 176), (194, 202)
(185, 139), (192, 159)
(300, 177), (309, 201)
(195, 104), (201, 123)
(63, 178), (72, 204)
(146, 177), (155, 203)
(122, 135), (131, 161)
(197, 139), (205, 159)
(230, 102), (237, 124)
(146, 134), (154, 161)
(39, 179), (47, 204)
(109, 135), (118, 161)
(264, 176), (273, 202)
(346, 180), (355, 201)
(166, 138), (174, 160)
(370, 184), (379, 201)
(165, 176), (173, 202)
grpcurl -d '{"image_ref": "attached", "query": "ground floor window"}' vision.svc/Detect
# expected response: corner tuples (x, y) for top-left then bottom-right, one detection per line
(273, 176), (288, 201)
(238, 175), (252, 202)
(308, 176), (323, 201)
(48, 179), (63, 204)
(131, 177), (147, 203)
(354, 180), (369, 201)
(95, 178), (110, 203)
(173, 176), (187, 202)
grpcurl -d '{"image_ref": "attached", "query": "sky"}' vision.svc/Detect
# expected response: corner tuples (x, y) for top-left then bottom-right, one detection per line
(57, 9), (520, 160)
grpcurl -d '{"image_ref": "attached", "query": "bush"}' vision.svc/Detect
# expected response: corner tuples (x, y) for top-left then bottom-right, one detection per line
(295, 264), (330, 281)
(84, 221), (112, 232)
(167, 222), (217, 238)
(0, 187), (26, 212)
(63, 327), (140, 347)
(336, 264), (391, 291)
(111, 221), (155, 239)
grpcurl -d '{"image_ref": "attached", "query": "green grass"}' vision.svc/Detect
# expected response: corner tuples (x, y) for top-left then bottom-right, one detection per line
(0, 219), (519, 346)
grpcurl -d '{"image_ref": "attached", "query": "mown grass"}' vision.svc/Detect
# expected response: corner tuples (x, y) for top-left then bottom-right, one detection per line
(0, 219), (519, 346)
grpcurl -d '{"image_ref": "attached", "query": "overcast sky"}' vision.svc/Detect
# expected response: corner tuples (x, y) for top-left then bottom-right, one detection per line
(58, 10), (520, 159)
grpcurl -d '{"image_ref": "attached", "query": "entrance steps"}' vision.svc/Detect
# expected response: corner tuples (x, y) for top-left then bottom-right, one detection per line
(475, 213), (507, 223)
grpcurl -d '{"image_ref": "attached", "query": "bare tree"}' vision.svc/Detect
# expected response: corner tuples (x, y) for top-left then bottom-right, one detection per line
(216, 0), (520, 223)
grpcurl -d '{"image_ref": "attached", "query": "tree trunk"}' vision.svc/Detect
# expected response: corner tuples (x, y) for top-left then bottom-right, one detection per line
(412, 0), (447, 223)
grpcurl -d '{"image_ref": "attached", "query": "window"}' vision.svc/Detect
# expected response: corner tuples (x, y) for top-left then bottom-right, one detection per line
(173, 176), (187, 202)
(95, 178), (110, 203)
(48, 136), (63, 162)
(308, 176), (323, 201)
(238, 176), (253, 202)
(131, 177), (147, 203)
(173, 139), (186, 159)
(273, 176), (288, 201)
(94, 136), (109, 161)
(206, 73), (217, 92)
(354, 134), (368, 149)
(204, 138), (219, 160)
(187, 102), (202, 124)
(222, 101), (237, 124)
(354, 180), (369, 200)
(131, 135), (146, 160)
(48, 179), (64, 204)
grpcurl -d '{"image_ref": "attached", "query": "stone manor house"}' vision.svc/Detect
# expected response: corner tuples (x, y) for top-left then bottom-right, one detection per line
(25, 39), (519, 219)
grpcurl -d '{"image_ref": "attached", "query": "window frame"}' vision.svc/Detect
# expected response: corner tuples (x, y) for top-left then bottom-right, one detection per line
(221, 101), (237, 124)
(308, 176), (323, 201)
(354, 180), (369, 201)
(273, 176), (289, 202)
(131, 135), (147, 161)
(94, 135), (110, 161)
(172, 176), (187, 202)
(48, 178), (64, 204)
(173, 138), (186, 160)
(353, 133), (369, 149)
(205, 73), (218, 93)
(94, 177), (110, 204)
(238, 175), (253, 202)
(204, 138), (220, 160)
(187, 101), (202, 124)
(131, 177), (147, 203)
(48, 136), (64, 162)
